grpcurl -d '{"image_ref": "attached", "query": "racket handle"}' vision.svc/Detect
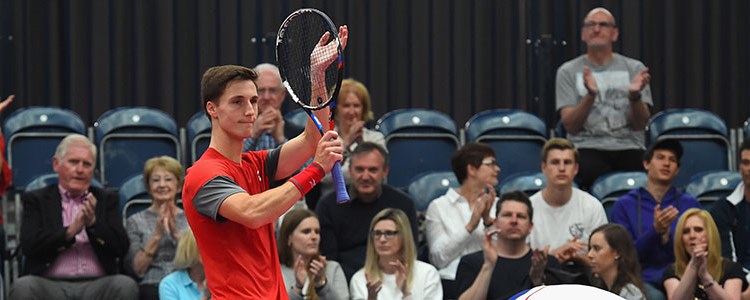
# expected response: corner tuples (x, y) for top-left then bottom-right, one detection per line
(331, 161), (350, 203)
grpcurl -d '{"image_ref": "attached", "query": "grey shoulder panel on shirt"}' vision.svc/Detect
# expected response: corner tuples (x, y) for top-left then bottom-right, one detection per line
(193, 176), (246, 222)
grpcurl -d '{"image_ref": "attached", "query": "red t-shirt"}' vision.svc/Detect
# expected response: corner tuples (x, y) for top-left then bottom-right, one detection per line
(183, 147), (287, 299)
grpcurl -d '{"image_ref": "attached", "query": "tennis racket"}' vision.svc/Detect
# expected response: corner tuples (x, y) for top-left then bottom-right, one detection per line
(276, 8), (350, 203)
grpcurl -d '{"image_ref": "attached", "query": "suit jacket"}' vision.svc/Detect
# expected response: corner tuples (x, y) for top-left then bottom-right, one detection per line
(20, 184), (129, 276)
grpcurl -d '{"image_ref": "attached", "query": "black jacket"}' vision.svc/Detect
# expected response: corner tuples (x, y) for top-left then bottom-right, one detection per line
(20, 184), (129, 276)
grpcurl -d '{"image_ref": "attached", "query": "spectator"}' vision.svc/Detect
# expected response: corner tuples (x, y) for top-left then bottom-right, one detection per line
(158, 229), (208, 300)
(424, 142), (498, 298)
(316, 142), (418, 281)
(10, 134), (137, 300)
(556, 7), (652, 190)
(710, 139), (750, 270)
(611, 139), (700, 300)
(350, 208), (442, 300)
(528, 138), (608, 267)
(314, 78), (387, 207)
(277, 209), (349, 300)
(335, 78), (386, 175)
(125, 156), (189, 299)
(587, 224), (647, 299)
(243, 63), (288, 152)
(663, 208), (746, 300)
(455, 191), (563, 300)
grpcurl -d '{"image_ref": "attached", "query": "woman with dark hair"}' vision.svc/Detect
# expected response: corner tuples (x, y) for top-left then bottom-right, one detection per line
(350, 208), (442, 300)
(663, 208), (746, 300)
(277, 209), (349, 300)
(588, 223), (646, 299)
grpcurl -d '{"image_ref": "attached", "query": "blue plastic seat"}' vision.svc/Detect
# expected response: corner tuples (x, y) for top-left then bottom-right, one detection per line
(186, 112), (211, 165)
(376, 109), (460, 188)
(24, 173), (103, 192)
(118, 174), (151, 224)
(406, 171), (460, 212)
(94, 107), (181, 188)
(3, 107), (87, 189)
(744, 117), (750, 140)
(685, 171), (741, 211)
(646, 109), (730, 188)
(590, 171), (648, 220)
(499, 172), (546, 196)
(465, 109), (547, 182)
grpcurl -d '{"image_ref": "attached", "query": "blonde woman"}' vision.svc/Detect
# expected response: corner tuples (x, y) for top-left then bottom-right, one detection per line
(159, 229), (208, 300)
(663, 208), (746, 300)
(126, 156), (188, 299)
(350, 208), (442, 300)
(277, 209), (349, 300)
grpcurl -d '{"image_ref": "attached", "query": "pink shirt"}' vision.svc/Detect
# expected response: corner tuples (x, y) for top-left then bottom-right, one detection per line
(45, 186), (105, 278)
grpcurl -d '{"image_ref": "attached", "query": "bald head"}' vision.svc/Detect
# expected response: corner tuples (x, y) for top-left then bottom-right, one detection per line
(584, 7), (616, 25)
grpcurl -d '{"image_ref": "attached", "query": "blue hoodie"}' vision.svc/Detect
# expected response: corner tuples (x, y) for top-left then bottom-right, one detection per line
(610, 187), (700, 285)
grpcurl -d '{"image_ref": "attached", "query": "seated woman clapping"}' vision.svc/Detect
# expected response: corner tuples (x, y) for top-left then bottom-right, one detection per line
(350, 208), (442, 300)
(277, 209), (349, 300)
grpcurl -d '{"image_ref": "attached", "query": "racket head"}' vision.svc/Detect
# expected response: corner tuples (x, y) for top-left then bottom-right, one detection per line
(276, 8), (343, 111)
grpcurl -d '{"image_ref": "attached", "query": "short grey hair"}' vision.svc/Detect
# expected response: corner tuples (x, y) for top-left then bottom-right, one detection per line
(55, 134), (97, 164)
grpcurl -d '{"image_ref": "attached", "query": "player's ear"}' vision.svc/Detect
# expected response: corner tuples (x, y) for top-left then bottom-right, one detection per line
(206, 101), (218, 118)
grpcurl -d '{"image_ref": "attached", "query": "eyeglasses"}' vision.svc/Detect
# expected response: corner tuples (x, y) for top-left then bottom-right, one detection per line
(257, 87), (284, 95)
(481, 158), (497, 166)
(583, 22), (616, 29)
(371, 230), (399, 240)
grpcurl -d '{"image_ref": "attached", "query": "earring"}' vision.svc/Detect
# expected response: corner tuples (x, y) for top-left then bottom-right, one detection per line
(615, 256), (620, 260)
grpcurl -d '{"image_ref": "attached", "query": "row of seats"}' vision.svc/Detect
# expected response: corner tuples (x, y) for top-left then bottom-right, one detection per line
(4, 107), (181, 190)
(373, 108), (749, 189)
(4, 106), (749, 193)
(407, 169), (741, 220)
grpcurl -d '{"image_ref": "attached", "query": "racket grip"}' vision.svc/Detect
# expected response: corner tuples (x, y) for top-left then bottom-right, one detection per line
(331, 161), (350, 203)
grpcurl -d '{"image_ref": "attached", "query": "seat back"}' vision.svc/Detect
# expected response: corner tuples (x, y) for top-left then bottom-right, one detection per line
(376, 109), (460, 188)
(25, 173), (103, 192)
(685, 171), (741, 211)
(406, 171), (459, 212)
(283, 108), (308, 139)
(591, 171), (647, 220)
(499, 172), (546, 196)
(4, 107), (87, 189)
(118, 174), (151, 225)
(465, 109), (547, 182)
(646, 109), (730, 187)
(186, 112), (211, 165)
(745, 117), (750, 140)
(94, 107), (181, 188)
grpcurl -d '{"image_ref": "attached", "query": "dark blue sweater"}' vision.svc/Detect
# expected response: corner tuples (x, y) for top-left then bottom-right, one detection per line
(610, 187), (700, 284)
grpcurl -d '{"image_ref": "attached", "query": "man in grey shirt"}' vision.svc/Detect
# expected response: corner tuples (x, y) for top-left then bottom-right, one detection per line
(556, 7), (652, 190)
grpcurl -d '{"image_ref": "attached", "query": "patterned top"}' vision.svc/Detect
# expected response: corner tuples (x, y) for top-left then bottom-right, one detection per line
(126, 207), (188, 285)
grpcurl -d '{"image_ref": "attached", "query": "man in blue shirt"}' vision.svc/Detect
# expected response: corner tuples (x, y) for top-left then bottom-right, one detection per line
(611, 139), (700, 300)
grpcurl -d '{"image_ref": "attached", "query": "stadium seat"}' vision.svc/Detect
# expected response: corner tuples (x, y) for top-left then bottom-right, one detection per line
(94, 107), (181, 188)
(186, 112), (211, 165)
(745, 116), (750, 140)
(685, 170), (741, 211)
(465, 109), (547, 182)
(499, 172), (546, 196)
(646, 109), (731, 188)
(376, 109), (460, 188)
(406, 171), (459, 212)
(118, 174), (151, 224)
(283, 108), (308, 139)
(590, 171), (648, 220)
(3, 107), (87, 189)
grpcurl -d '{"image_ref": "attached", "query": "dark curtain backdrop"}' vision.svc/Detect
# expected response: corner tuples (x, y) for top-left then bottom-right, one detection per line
(1, 0), (748, 130)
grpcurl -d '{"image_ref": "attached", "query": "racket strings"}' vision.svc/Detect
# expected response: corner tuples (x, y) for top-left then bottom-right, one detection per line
(278, 12), (340, 109)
